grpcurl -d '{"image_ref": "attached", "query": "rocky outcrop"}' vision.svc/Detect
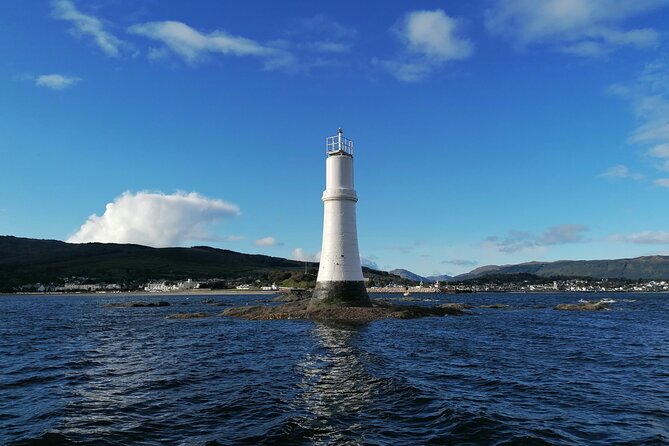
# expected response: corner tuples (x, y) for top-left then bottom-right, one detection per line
(221, 299), (464, 322)
(554, 301), (609, 311)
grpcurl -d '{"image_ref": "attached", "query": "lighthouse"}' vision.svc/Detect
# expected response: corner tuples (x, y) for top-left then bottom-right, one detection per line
(311, 129), (371, 307)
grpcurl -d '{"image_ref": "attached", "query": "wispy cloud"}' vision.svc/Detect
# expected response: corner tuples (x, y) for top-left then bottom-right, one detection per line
(485, 224), (588, 253)
(291, 248), (320, 262)
(485, 0), (666, 56)
(441, 259), (478, 267)
(34, 73), (81, 90)
(128, 20), (293, 69)
(51, 0), (125, 57)
(610, 57), (669, 181)
(612, 231), (669, 244)
(255, 236), (282, 247)
(379, 9), (473, 82)
(68, 191), (240, 247)
(599, 164), (645, 180)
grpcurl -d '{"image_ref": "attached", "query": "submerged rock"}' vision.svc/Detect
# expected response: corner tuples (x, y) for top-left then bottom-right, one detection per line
(221, 299), (463, 323)
(480, 304), (511, 309)
(201, 299), (230, 306)
(554, 301), (609, 311)
(106, 301), (170, 308)
(167, 312), (209, 319)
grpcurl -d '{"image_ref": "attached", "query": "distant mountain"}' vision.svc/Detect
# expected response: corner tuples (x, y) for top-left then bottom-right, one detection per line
(426, 274), (452, 282)
(0, 236), (404, 292)
(454, 256), (669, 281)
(389, 269), (428, 282)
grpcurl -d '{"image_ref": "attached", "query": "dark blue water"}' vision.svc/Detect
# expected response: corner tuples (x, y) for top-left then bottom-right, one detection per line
(1, 293), (668, 445)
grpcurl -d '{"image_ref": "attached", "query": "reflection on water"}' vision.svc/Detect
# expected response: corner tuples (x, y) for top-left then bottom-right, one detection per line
(296, 324), (372, 444)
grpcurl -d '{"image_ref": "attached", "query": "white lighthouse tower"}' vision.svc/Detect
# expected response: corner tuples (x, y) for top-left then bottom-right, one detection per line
(311, 129), (371, 307)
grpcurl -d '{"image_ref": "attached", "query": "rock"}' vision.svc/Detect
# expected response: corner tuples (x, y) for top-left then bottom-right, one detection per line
(480, 304), (510, 309)
(106, 301), (170, 308)
(166, 312), (209, 319)
(554, 301), (609, 311)
(220, 300), (464, 322)
(273, 290), (311, 302)
(439, 303), (473, 311)
(201, 299), (230, 306)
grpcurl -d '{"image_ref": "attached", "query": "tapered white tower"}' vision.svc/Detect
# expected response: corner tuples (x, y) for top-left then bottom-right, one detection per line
(311, 129), (371, 307)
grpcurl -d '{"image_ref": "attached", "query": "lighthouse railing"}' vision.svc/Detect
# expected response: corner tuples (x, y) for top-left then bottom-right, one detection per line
(326, 133), (354, 156)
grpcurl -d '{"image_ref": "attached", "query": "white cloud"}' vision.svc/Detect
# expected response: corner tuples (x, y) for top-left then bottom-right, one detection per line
(35, 74), (81, 90)
(291, 248), (320, 262)
(654, 178), (669, 188)
(361, 257), (379, 270)
(128, 21), (292, 69)
(255, 236), (281, 247)
(612, 231), (669, 244)
(398, 10), (473, 60)
(485, 224), (588, 253)
(51, 0), (124, 57)
(599, 164), (644, 180)
(68, 191), (240, 247)
(381, 9), (473, 82)
(485, 0), (666, 56)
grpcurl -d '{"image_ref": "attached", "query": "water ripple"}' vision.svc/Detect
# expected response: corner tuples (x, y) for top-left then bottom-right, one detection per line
(0, 293), (668, 445)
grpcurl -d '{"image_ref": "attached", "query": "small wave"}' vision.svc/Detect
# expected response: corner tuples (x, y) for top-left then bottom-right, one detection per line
(8, 432), (77, 446)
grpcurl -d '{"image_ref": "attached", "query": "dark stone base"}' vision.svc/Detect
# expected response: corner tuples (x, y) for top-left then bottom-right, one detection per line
(311, 281), (371, 308)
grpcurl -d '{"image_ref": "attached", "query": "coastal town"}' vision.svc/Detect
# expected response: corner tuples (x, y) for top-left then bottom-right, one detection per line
(13, 276), (669, 294)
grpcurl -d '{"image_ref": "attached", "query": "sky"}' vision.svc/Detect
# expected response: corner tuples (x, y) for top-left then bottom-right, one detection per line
(2, 0), (669, 277)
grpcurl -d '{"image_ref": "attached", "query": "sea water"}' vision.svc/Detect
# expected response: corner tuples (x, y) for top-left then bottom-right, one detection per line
(1, 293), (668, 445)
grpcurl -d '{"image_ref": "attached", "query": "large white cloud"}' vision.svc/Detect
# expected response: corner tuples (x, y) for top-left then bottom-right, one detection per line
(51, 0), (125, 57)
(380, 9), (473, 82)
(485, 0), (666, 56)
(68, 191), (240, 247)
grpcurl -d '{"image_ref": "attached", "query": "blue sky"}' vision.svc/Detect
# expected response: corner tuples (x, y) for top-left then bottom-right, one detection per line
(2, 0), (669, 276)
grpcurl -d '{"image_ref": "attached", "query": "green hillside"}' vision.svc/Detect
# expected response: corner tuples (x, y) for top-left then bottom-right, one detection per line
(0, 236), (405, 292)
(455, 256), (669, 281)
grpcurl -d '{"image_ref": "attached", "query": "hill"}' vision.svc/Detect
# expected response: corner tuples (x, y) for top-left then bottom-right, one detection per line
(454, 256), (669, 281)
(389, 269), (451, 283)
(389, 269), (427, 282)
(0, 236), (406, 292)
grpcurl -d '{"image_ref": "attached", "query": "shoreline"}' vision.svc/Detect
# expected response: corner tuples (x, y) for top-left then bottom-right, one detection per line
(3, 289), (669, 298)
(4, 289), (280, 297)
